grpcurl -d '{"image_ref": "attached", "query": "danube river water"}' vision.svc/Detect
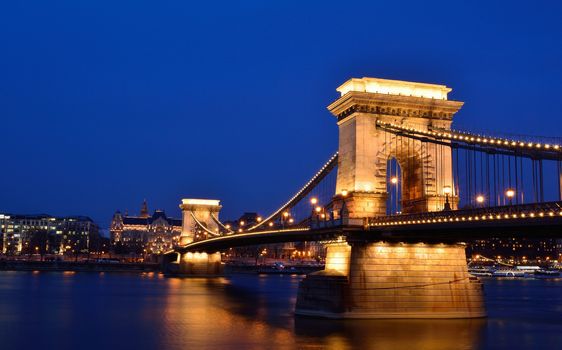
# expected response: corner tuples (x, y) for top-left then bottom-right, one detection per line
(0, 272), (561, 350)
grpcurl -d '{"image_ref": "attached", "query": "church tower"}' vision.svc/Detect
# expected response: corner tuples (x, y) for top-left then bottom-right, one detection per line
(140, 199), (149, 218)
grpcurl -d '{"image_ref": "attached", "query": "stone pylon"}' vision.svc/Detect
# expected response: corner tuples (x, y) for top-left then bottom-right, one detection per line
(328, 77), (463, 217)
(296, 77), (485, 319)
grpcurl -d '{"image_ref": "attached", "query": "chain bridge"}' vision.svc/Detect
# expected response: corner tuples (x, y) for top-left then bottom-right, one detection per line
(165, 77), (562, 319)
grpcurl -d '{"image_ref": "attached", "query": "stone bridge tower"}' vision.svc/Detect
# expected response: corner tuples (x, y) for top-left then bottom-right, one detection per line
(328, 77), (463, 217)
(179, 199), (222, 245)
(294, 78), (484, 319)
(171, 198), (223, 275)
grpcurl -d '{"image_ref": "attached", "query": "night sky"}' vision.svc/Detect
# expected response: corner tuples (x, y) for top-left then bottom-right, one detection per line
(1, 1), (561, 231)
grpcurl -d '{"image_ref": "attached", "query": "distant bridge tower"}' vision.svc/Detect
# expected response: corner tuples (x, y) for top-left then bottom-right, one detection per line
(179, 198), (222, 244)
(172, 198), (223, 275)
(328, 77), (463, 217)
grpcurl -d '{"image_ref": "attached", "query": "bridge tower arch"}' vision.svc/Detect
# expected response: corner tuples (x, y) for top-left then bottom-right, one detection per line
(328, 77), (463, 217)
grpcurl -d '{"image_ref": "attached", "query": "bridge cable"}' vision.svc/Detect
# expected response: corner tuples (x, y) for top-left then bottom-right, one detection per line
(245, 152), (338, 232)
(558, 160), (562, 201)
(486, 152), (492, 206)
(539, 159), (544, 202)
(210, 213), (234, 234)
(519, 156), (524, 203)
(515, 155), (520, 203)
(189, 211), (221, 238)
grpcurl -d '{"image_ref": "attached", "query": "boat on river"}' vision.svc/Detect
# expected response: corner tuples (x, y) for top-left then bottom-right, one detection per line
(468, 266), (494, 277)
(534, 269), (560, 278)
(492, 269), (526, 278)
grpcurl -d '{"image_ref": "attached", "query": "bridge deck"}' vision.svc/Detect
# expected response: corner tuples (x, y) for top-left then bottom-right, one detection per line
(174, 202), (562, 253)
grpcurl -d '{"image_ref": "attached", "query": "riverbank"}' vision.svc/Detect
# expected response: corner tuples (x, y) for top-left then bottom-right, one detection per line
(226, 263), (324, 275)
(0, 260), (160, 273)
(0, 260), (324, 275)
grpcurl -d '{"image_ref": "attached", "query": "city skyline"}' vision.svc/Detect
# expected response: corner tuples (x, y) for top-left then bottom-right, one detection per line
(1, 1), (562, 225)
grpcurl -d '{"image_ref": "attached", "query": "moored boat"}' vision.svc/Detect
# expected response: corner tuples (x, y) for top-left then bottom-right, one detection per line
(534, 269), (560, 277)
(492, 269), (526, 277)
(468, 266), (494, 277)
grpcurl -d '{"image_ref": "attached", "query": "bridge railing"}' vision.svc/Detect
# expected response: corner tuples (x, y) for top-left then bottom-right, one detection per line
(368, 201), (562, 227)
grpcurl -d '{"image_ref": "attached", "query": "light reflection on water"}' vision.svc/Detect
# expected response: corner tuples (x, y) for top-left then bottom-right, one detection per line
(0, 272), (561, 349)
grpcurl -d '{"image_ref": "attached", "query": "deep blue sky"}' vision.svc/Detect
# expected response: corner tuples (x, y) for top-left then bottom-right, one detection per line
(1, 1), (561, 228)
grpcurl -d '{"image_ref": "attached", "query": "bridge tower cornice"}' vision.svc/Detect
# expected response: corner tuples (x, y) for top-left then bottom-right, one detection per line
(328, 91), (464, 125)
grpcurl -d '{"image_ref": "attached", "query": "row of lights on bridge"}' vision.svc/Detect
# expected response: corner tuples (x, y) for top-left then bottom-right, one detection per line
(389, 175), (517, 206)
(221, 187), (517, 235)
(371, 209), (562, 227)
(377, 120), (562, 152)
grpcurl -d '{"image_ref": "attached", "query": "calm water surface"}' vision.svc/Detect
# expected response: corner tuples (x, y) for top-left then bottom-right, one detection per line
(0, 271), (561, 349)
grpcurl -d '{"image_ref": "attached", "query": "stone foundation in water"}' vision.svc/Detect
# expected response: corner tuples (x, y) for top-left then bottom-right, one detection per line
(296, 241), (485, 319)
(176, 252), (223, 276)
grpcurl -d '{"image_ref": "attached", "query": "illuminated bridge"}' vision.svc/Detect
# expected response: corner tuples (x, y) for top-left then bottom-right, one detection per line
(167, 77), (562, 319)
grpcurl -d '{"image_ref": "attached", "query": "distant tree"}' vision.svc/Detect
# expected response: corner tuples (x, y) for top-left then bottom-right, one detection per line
(27, 229), (49, 261)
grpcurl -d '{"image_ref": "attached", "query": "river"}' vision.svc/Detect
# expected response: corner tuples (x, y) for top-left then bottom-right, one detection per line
(0, 271), (560, 349)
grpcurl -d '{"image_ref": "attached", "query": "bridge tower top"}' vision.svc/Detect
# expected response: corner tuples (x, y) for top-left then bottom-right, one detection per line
(328, 77), (463, 128)
(336, 77), (452, 100)
(179, 198), (222, 211)
(328, 77), (464, 218)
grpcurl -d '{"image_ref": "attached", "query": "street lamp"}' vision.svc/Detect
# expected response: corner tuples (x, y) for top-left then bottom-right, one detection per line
(476, 194), (485, 206)
(310, 197), (318, 205)
(390, 176), (399, 214)
(282, 211), (290, 229)
(505, 189), (515, 205)
(443, 185), (452, 211)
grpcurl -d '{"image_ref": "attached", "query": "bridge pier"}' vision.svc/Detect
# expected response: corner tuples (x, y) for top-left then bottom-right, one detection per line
(178, 252), (222, 275)
(296, 241), (485, 319)
(163, 251), (223, 276)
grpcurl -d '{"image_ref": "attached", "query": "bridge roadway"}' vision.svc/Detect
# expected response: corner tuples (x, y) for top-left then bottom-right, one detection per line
(176, 201), (562, 253)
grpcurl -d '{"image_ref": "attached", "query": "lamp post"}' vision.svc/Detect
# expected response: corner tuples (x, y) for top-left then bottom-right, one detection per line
(505, 189), (515, 205)
(443, 185), (452, 211)
(476, 194), (485, 207)
(282, 211), (289, 229)
(339, 190), (348, 220)
(390, 176), (398, 214)
(310, 197), (318, 223)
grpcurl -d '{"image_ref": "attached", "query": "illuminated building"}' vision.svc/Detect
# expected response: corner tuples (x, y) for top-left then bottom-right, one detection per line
(467, 238), (562, 262)
(110, 200), (181, 254)
(0, 213), (100, 256)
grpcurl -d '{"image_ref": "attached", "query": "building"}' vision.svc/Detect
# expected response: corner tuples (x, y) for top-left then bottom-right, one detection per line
(110, 200), (181, 254)
(0, 213), (101, 256)
(467, 238), (562, 263)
